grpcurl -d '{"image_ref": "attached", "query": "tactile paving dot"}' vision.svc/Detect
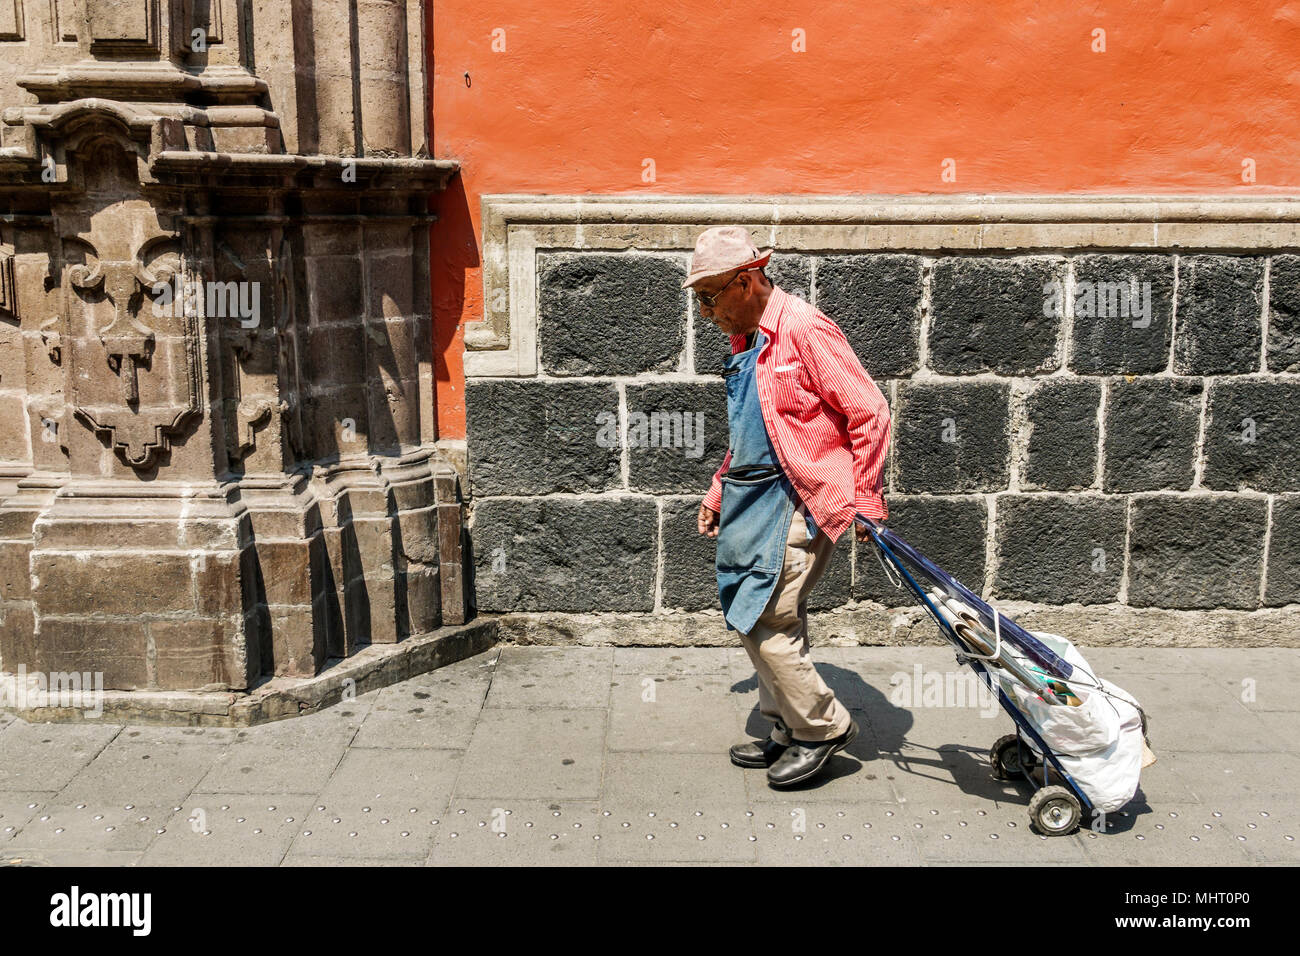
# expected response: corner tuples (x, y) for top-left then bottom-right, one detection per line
(748, 806), (918, 864)
(1079, 806), (1266, 862)
(906, 808), (1087, 862)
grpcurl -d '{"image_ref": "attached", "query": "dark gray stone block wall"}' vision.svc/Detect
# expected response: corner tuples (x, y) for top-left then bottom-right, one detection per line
(468, 250), (1300, 625)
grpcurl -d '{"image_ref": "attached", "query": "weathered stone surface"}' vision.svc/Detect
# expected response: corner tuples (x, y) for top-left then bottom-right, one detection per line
(466, 380), (620, 496)
(0, 542), (31, 601)
(626, 381), (728, 493)
(31, 552), (196, 616)
(993, 495), (1126, 605)
(1069, 254), (1175, 374)
(661, 497), (719, 612)
(36, 619), (150, 690)
(1103, 378), (1201, 492)
(152, 619), (253, 691)
(928, 257), (1063, 375)
(815, 254), (923, 376)
(1173, 256), (1264, 375)
(894, 382), (1010, 493)
(766, 254), (811, 302)
(538, 254), (687, 375)
(1264, 496), (1300, 606)
(1267, 254), (1300, 371)
(0, 0), (462, 720)
(472, 497), (658, 613)
(1128, 496), (1267, 609)
(1022, 378), (1100, 491)
(855, 496), (988, 606)
(1202, 379), (1300, 492)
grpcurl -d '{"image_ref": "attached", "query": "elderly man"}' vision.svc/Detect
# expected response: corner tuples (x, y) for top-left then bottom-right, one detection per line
(687, 226), (891, 789)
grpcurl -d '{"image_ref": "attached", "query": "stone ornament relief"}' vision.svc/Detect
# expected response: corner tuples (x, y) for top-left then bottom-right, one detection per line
(59, 144), (201, 470)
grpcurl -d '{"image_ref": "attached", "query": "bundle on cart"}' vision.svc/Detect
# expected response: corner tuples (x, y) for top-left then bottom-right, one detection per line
(859, 516), (1157, 835)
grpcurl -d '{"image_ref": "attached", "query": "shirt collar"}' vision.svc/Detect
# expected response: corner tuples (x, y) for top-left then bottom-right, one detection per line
(756, 285), (785, 338)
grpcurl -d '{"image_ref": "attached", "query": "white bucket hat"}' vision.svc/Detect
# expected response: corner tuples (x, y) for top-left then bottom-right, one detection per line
(682, 226), (773, 289)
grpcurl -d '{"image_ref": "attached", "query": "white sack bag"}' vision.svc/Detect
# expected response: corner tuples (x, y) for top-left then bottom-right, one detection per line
(1010, 632), (1146, 814)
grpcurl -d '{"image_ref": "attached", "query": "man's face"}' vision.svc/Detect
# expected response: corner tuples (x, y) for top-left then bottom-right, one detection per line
(695, 269), (754, 335)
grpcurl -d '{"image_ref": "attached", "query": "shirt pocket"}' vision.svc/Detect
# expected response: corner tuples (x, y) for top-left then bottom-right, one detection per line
(772, 362), (821, 419)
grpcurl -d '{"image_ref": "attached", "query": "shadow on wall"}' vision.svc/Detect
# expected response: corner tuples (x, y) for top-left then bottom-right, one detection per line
(432, 174), (479, 620)
(432, 173), (478, 410)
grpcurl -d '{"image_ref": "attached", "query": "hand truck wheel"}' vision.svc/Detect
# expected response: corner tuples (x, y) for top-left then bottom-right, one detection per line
(989, 734), (1037, 780)
(1028, 785), (1083, 836)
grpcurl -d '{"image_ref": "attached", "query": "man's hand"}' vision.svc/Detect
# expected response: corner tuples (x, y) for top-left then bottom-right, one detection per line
(698, 502), (719, 538)
(854, 517), (884, 543)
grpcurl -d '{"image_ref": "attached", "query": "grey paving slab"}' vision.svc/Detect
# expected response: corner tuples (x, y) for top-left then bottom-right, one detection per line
(316, 747), (463, 806)
(57, 737), (224, 805)
(0, 646), (1293, 865)
(0, 792), (54, 844)
(279, 853), (422, 866)
(193, 741), (347, 795)
(484, 646), (614, 709)
(13, 802), (174, 853)
(287, 804), (440, 860)
(1160, 751), (1300, 801)
(453, 707), (606, 799)
(351, 661), (492, 749)
(613, 647), (733, 676)
(279, 748), (463, 860)
(1176, 647), (1300, 676)
(141, 794), (317, 866)
(1077, 646), (1219, 674)
(595, 752), (755, 863)
(749, 801), (921, 865)
(902, 802), (1090, 862)
(428, 800), (601, 865)
(1200, 665), (1300, 713)
(1122, 759), (1201, 804)
(0, 721), (121, 791)
(607, 673), (745, 753)
(1106, 675), (1273, 753)
(1, 848), (144, 866)
(865, 691), (1015, 755)
(1224, 808), (1300, 863)
(1078, 803), (1255, 865)
(228, 695), (373, 747)
(878, 742), (1033, 811)
(116, 725), (243, 747)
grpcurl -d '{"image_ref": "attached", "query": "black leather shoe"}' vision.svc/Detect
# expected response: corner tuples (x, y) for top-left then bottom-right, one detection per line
(729, 737), (790, 769)
(765, 719), (859, 788)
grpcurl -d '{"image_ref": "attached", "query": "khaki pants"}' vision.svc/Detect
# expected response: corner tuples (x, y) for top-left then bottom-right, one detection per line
(738, 506), (853, 745)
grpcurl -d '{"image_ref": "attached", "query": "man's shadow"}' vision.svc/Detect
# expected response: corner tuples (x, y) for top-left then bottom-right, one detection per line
(731, 660), (1158, 831)
(730, 661), (909, 790)
(729, 661), (1033, 803)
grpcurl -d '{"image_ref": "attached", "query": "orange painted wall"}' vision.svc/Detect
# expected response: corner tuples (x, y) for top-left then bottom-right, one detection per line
(431, 0), (1300, 440)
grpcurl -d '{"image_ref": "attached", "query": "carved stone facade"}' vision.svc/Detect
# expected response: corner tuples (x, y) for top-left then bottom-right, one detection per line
(0, 0), (467, 707)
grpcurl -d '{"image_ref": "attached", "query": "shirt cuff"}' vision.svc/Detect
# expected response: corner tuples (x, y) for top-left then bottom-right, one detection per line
(704, 482), (723, 513)
(855, 492), (888, 521)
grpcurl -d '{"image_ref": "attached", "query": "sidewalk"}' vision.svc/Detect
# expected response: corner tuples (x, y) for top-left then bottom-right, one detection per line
(0, 645), (1295, 866)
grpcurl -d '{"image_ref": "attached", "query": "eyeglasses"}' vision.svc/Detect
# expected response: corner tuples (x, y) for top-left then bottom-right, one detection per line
(696, 267), (758, 308)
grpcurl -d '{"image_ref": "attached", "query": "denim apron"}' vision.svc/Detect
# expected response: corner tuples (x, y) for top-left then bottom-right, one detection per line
(715, 331), (815, 634)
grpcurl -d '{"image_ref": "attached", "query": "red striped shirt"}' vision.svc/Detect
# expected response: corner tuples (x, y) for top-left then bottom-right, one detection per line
(704, 286), (891, 542)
